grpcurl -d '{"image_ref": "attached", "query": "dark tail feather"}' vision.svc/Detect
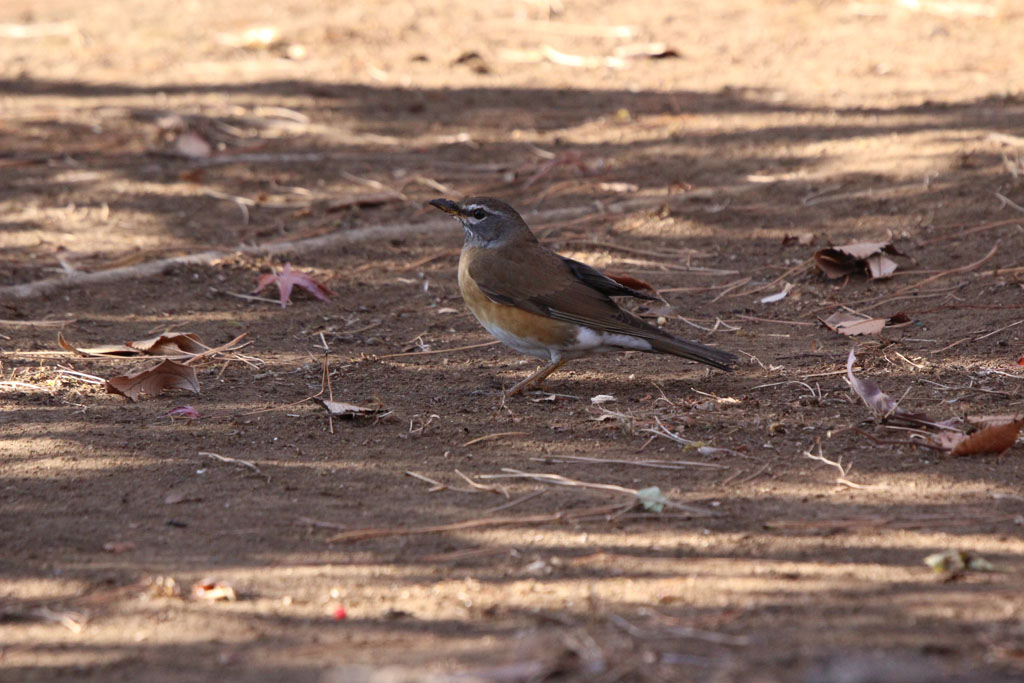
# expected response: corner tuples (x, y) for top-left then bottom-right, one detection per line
(649, 335), (737, 371)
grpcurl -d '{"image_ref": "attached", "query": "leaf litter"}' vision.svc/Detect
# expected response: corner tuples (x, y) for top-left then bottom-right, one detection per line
(105, 359), (200, 401)
(814, 241), (905, 279)
(846, 349), (1023, 456)
(821, 311), (886, 336)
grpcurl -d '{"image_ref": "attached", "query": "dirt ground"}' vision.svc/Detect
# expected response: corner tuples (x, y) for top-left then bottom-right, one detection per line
(3, 0), (1024, 681)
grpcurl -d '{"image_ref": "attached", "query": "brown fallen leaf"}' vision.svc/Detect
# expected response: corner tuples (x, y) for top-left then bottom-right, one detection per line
(192, 579), (237, 602)
(815, 241), (904, 280)
(950, 419), (1024, 457)
(126, 332), (206, 355)
(315, 398), (387, 418)
(846, 348), (897, 419)
(821, 311), (886, 336)
(105, 360), (200, 401)
(58, 331), (221, 358)
(58, 332), (135, 356)
(254, 262), (336, 308)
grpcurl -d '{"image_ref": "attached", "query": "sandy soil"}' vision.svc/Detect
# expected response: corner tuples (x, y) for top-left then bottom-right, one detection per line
(2, 1), (1024, 681)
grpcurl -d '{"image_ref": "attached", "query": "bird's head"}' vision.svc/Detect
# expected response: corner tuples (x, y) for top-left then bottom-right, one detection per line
(428, 196), (535, 247)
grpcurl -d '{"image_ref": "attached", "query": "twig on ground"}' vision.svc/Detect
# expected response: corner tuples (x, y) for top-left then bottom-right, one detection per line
(641, 417), (748, 458)
(455, 469), (510, 497)
(482, 490), (546, 514)
(375, 340), (499, 360)
(888, 242), (999, 296)
(609, 613), (749, 646)
(930, 319), (1024, 355)
(326, 503), (628, 543)
(803, 443), (876, 489)
(721, 463), (772, 486)
(529, 454), (728, 470)
(295, 516), (348, 531)
(461, 431), (530, 448)
(479, 468), (714, 516)
(200, 451), (265, 480)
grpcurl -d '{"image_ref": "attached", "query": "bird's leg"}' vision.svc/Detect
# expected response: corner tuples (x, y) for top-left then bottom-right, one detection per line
(505, 359), (567, 396)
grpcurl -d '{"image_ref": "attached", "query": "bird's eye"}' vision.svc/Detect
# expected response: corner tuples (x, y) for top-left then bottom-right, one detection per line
(472, 208), (486, 220)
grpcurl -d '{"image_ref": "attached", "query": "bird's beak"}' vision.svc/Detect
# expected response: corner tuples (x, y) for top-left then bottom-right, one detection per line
(428, 198), (462, 216)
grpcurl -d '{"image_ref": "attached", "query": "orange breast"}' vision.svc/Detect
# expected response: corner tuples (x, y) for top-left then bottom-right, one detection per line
(458, 249), (576, 359)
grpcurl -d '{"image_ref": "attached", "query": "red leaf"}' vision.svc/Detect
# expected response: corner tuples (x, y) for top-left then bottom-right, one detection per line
(253, 263), (336, 308)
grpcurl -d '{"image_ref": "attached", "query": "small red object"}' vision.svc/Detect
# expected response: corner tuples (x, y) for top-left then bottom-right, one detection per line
(1018, 355), (1024, 366)
(333, 606), (347, 620)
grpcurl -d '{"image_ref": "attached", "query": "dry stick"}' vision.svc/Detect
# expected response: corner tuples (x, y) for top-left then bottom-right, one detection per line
(199, 451), (264, 478)
(482, 490), (546, 514)
(710, 277), (753, 302)
(1, 187), (762, 300)
(530, 454), (728, 470)
(327, 503), (626, 543)
(0, 318), (76, 327)
(887, 242), (1000, 297)
(454, 469), (510, 497)
(181, 332), (249, 366)
(557, 239), (710, 261)
(726, 259), (811, 299)
(461, 431), (531, 448)
(419, 546), (513, 563)
(481, 468), (714, 516)
(930, 318), (1024, 355)
(853, 428), (947, 452)
(406, 470), (462, 493)
(295, 516), (348, 531)
(733, 314), (816, 326)
(803, 446), (876, 490)
(721, 462), (771, 487)
(919, 217), (1022, 246)
(375, 340), (500, 360)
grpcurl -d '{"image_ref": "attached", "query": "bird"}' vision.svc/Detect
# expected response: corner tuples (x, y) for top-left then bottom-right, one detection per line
(428, 196), (737, 395)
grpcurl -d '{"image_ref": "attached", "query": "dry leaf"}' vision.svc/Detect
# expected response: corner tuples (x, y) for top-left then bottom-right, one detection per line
(315, 398), (386, 418)
(821, 311), (886, 336)
(126, 332), (206, 355)
(59, 331), (213, 358)
(58, 332), (134, 356)
(846, 349), (897, 419)
(814, 242), (904, 280)
(590, 394), (616, 404)
(950, 419), (1024, 457)
(254, 262), (336, 308)
(192, 579), (237, 602)
(105, 360), (200, 401)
